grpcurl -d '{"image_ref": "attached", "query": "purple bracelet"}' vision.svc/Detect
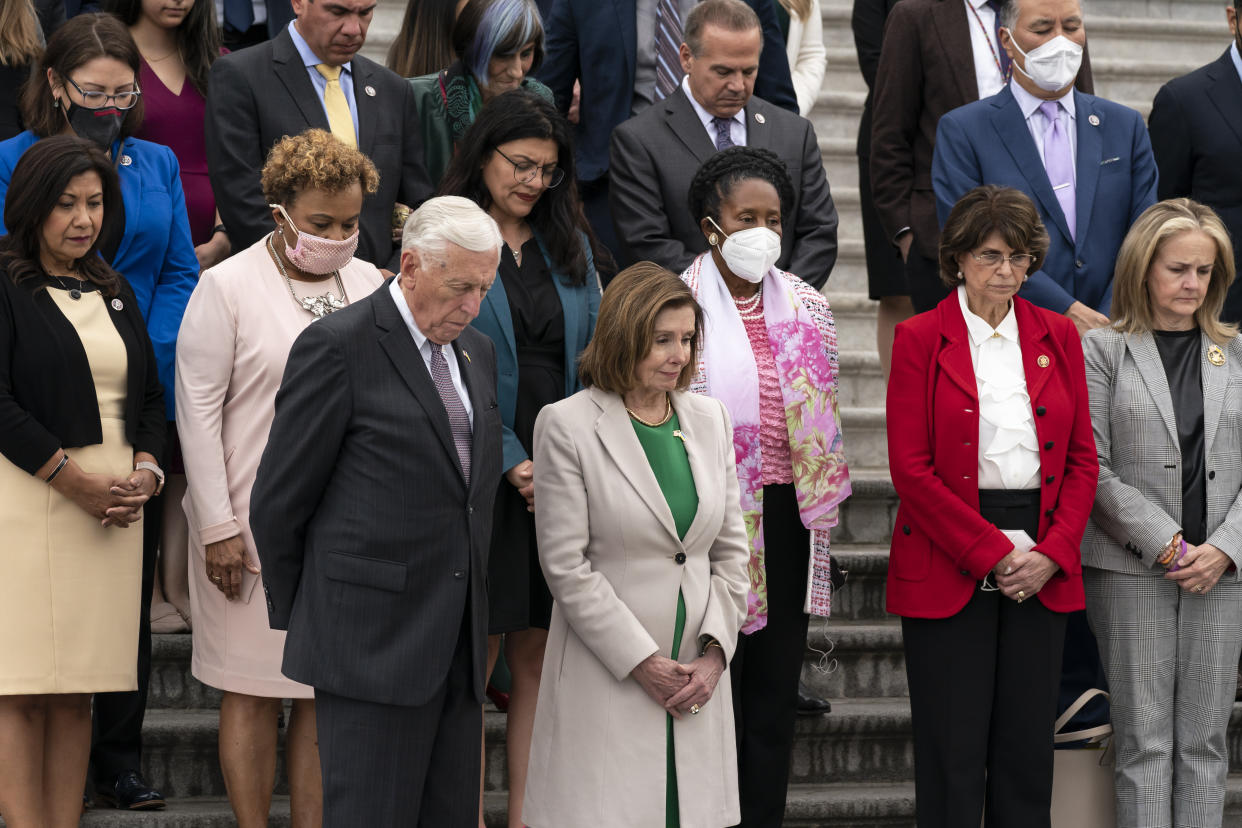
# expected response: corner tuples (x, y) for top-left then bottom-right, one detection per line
(1168, 539), (1189, 572)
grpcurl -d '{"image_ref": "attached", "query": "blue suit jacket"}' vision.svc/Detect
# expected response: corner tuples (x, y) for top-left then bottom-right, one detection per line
(931, 86), (1158, 314)
(469, 234), (600, 472)
(536, 0), (798, 183)
(0, 131), (199, 419)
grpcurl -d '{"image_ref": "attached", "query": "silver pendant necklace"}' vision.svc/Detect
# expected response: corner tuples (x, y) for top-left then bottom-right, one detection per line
(268, 234), (348, 319)
(48, 273), (85, 300)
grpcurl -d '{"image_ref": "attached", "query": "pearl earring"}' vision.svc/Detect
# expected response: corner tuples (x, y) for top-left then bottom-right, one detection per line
(708, 233), (719, 245)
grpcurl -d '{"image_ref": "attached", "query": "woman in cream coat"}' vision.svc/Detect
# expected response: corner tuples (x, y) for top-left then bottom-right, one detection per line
(523, 263), (750, 828)
(175, 130), (383, 827)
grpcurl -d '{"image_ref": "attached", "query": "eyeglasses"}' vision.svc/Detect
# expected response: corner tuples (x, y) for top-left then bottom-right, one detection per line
(64, 76), (142, 111)
(970, 250), (1036, 271)
(494, 147), (565, 189)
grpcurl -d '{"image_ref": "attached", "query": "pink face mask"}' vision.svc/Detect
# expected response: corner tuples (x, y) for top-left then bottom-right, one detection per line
(271, 204), (359, 275)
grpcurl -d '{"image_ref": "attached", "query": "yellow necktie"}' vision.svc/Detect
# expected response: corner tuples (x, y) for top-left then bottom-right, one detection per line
(315, 64), (357, 148)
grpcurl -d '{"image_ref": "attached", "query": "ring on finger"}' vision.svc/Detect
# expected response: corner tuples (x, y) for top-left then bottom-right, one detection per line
(690, 704), (701, 715)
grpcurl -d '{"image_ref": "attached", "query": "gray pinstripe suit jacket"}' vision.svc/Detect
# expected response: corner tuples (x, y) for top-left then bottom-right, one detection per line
(1082, 326), (1242, 576)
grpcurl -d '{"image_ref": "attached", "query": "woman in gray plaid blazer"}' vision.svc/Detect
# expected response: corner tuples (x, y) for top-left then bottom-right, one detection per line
(1083, 199), (1242, 828)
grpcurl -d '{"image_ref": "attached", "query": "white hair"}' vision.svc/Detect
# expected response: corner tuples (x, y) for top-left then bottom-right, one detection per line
(401, 196), (502, 262)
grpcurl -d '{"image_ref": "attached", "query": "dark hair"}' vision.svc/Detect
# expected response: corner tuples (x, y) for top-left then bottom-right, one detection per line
(686, 146), (794, 226)
(684, 0), (760, 56)
(452, 0), (544, 86)
(938, 185), (1050, 288)
(387, 0), (458, 77)
(438, 88), (610, 284)
(578, 262), (702, 393)
(0, 135), (124, 296)
(20, 13), (145, 139)
(103, 0), (222, 97)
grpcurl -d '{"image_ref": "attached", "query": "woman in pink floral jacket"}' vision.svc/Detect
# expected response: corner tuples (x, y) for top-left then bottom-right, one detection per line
(679, 147), (850, 827)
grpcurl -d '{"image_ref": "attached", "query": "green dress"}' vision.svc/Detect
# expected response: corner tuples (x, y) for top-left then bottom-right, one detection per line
(631, 411), (698, 828)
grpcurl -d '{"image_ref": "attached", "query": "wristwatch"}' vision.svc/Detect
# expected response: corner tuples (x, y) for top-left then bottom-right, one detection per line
(135, 460), (165, 496)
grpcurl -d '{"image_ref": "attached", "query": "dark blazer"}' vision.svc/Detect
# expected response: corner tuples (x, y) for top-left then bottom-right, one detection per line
(535, 0), (798, 184)
(885, 293), (1098, 619)
(204, 27), (433, 271)
(869, 0), (1093, 261)
(0, 271), (165, 475)
(468, 233), (599, 472)
(932, 86), (1157, 314)
(1148, 48), (1242, 322)
(850, 0), (901, 160)
(251, 280), (501, 707)
(608, 87), (838, 288)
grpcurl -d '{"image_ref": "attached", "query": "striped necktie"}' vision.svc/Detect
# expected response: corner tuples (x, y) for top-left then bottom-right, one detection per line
(315, 64), (357, 148)
(429, 343), (472, 483)
(654, 0), (684, 100)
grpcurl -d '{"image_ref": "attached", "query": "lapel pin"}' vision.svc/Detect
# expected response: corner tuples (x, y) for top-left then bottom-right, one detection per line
(119, 154), (132, 166)
(754, 113), (765, 124)
(1088, 114), (1100, 126)
(1208, 345), (1226, 366)
(673, 429), (686, 443)
(1037, 354), (1050, 368)
(462, 348), (471, 364)
(111, 298), (124, 311)
(365, 85), (376, 97)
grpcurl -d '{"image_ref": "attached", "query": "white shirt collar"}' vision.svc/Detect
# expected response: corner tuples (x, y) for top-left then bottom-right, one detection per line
(967, 0), (990, 10)
(1010, 78), (1075, 121)
(681, 75), (744, 135)
(288, 19), (352, 75)
(389, 277), (431, 354)
(958, 284), (1019, 347)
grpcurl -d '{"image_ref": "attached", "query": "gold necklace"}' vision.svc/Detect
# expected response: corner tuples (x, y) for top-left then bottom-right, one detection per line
(625, 394), (672, 427)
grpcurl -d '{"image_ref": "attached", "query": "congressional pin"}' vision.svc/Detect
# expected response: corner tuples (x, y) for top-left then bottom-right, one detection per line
(1037, 354), (1050, 368)
(365, 85), (376, 97)
(119, 154), (132, 166)
(1088, 114), (1100, 127)
(1208, 345), (1226, 366)
(111, 298), (124, 311)
(462, 349), (471, 364)
(754, 113), (765, 124)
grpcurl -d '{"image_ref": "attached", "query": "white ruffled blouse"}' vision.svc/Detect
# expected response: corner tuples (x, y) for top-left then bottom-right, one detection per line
(957, 286), (1041, 490)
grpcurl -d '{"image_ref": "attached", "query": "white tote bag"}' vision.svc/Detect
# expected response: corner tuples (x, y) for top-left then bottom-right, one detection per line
(1050, 689), (1116, 828)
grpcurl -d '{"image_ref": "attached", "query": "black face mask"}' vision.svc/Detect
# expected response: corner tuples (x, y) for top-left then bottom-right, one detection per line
(65, 101), (123, 152)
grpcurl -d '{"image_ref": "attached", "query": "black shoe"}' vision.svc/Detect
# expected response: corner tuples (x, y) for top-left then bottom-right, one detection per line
(796, 680), (832, 716)
(95, 770), (166, 811)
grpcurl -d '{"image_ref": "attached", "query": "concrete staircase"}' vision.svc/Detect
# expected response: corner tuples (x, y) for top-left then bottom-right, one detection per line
(48, 2), (1242, 825)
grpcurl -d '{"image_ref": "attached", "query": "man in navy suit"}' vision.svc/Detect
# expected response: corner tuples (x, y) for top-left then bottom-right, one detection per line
(931, 0), (1157, 336)
(536, 0), (797, 269)
(1148, 0), (1242, 323)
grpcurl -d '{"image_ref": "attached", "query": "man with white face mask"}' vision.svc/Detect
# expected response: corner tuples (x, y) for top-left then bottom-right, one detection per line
(931, 0), (1157, 336)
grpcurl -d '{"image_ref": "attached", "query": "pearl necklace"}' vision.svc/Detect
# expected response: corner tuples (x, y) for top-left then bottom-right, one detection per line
(733, 285), (763, 320)
(625, 394), (673, 427)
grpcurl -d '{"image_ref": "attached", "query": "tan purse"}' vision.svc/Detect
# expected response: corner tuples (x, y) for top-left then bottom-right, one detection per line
(1050, 689), (1116, 828)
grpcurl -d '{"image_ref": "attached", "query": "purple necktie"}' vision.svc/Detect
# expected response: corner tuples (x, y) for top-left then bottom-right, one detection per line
(1039, 100), (1076, 241)
(429, 344), (472, 483)
(984, 0), (1012, 80)
(654, 0), (684, 100)
(712, 116), (735, 150)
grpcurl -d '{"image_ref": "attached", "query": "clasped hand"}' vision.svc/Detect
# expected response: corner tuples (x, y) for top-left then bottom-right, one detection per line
(1165, 543), (1232, 594)
(630, 647), (726, 719)
(992, 546), (1059, 602)
(59, 468), (155, 528)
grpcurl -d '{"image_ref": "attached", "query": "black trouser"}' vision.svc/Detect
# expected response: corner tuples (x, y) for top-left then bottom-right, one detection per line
(907, 248), (952, 314)
(730, 484), (809, 828)
(578, 176), (620, 286)
(90, 454), (163, 787)
(901, 489), (1067, 828)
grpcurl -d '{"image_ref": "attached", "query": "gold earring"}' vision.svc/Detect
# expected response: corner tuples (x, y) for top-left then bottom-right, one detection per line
(708, 233), (719, 245)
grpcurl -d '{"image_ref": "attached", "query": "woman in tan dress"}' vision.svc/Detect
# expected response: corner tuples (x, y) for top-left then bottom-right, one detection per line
(0, 135), (165, 826)
(175, 129), (383, 827)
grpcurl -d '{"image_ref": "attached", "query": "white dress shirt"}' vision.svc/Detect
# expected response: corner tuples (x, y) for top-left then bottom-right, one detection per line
(682, 75), (747, 148)
(388, 278), (474, 426)
(1010, 80), (1078, 170)
(957, 286), (1040, 490)
(964, 0), (1007, 99)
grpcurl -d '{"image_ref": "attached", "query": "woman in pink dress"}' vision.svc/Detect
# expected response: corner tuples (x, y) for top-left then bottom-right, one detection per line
(175, 130), (383, 828)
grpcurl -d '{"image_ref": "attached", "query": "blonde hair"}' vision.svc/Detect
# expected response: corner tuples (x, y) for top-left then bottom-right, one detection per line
(0, 0), (42, 66)
(261, 129), (380, 206)
(1110, 199), (1238, 345)
(776, 0), (811, 24)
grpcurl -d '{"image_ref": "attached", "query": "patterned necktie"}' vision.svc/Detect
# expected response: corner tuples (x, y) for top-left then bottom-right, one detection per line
(429, 343), (472, 483)
(314, 64), (357, 148)
(712, 116), (735, 151)
(984, 0), (1012, 81)
(1039, 101), (1076, 241)
(654, 0), (684, 100)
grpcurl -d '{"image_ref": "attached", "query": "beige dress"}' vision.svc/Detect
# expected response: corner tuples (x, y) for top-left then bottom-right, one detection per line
(0, 288), (141, 695)
(176, 239), (383, 697)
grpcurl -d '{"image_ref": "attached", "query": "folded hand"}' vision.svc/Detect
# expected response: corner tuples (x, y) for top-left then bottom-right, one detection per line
(630, 653), (690, 718)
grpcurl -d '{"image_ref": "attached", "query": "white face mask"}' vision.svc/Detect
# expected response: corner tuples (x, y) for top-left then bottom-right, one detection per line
(1006, 33), (1084, 93)
(707, 218), (781, 283)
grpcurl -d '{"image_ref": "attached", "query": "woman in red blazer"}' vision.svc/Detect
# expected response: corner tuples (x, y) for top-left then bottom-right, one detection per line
(886, 186), (1098, 828)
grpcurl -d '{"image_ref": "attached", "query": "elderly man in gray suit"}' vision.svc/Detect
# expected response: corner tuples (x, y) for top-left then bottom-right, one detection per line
(607, 0), (839, 289)
(251, 197), (503, 826)
(205, 0), (432, 272)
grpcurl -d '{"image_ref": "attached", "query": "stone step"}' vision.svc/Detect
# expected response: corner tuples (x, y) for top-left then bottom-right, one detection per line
(823, 292), (877, 354)
(841, 405), (888, 470)
(833, 469), (899, 546)
(829, 544), (891, 622)
(804, 620), (908, 698)
(833, 348), (885, 410)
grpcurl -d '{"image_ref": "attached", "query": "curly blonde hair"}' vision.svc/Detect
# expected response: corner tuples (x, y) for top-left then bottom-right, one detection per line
(261, 129), (380, 206)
